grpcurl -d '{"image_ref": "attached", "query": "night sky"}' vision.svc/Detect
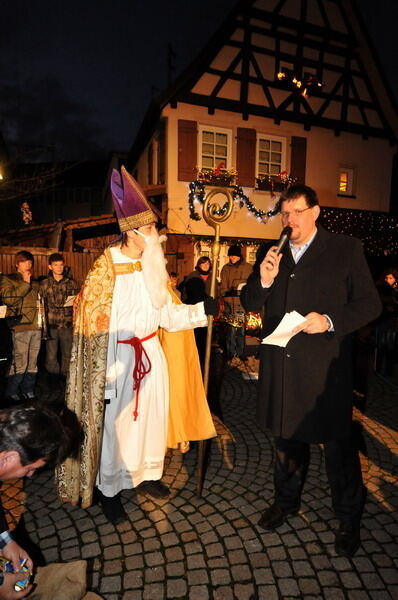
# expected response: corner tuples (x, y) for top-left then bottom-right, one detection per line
(1, 0), (397, 161)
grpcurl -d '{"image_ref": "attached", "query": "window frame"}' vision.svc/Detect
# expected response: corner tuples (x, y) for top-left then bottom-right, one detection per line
(255, 133), (287, 179)
(197, 125), (232, 171)
(338, 166), (356, 197)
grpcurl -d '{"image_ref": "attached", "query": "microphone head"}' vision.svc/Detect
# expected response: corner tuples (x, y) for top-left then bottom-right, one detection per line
(281, 226), (292, 238)
(275, 225), (293, 255)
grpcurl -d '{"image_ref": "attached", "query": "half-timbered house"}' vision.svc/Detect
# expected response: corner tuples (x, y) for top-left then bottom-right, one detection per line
(127, 0), (398, 277)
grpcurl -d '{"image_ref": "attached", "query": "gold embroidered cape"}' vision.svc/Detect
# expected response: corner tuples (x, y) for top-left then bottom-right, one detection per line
(57, 248), (215, 508)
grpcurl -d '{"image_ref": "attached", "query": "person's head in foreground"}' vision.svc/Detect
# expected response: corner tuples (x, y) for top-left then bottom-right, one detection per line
(0, 404), (80, 480)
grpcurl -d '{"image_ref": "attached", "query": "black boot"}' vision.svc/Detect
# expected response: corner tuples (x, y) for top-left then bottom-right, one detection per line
(95, 489), (128, 525)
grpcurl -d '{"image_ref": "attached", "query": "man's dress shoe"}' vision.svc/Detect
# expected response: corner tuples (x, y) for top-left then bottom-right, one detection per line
(334, 522), (360, 557)
(257, 503), (298, 531)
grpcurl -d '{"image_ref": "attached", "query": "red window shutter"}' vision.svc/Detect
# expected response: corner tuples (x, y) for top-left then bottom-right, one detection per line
(290, 136), (307, 184)
(178, 120), (197, 181)
(236, 128), (256, 187)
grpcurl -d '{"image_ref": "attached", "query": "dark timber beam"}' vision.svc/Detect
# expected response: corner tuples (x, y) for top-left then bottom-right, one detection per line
(174, 92), (393, 140)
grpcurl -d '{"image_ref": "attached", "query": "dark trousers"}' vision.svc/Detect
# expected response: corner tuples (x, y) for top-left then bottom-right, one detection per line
(225, 325), (245, 358)
(45, 327), (72, 376)
(6, 329), (41, 397)
(274, 436), (364, 528)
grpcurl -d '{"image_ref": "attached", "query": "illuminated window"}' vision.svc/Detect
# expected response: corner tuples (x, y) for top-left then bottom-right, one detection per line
(198, 126), (232, 171)
(339, 171), (348, 192)
(338, 167), (355, 196)
(256, 134), (287, 177)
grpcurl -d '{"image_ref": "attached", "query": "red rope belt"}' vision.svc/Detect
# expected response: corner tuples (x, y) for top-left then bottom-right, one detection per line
(117, 331), (157, 421)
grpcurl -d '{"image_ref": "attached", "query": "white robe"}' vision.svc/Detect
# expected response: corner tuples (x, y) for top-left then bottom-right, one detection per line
(97, 247), (208, 496)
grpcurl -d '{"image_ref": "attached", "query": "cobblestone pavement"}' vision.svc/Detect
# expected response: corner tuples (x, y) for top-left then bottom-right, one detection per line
(20, 367), (398, 599)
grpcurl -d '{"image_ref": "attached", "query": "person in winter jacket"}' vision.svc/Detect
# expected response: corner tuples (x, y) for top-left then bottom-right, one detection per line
(1, 252), (40, 402)
(39, 253), (78, 377)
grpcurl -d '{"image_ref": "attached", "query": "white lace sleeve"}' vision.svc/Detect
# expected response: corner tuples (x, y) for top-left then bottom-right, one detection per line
(160, 294), (208, 332)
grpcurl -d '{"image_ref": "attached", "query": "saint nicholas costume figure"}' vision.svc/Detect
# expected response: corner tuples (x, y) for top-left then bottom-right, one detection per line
(57, 167), (216, 523)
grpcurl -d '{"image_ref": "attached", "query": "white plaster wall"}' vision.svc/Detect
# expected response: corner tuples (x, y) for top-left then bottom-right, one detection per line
(161, 103), (393, 240)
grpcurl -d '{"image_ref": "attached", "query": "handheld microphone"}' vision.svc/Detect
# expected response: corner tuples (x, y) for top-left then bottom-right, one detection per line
(275, 226), (292, 255)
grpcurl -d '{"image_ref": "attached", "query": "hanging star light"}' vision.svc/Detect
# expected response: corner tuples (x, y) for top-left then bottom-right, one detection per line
(276, 69), (323, 97)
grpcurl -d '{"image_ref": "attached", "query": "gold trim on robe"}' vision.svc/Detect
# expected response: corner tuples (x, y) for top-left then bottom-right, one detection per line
(113, 261), (142, 275)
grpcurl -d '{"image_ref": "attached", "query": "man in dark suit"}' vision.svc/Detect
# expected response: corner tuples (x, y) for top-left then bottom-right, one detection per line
(241, 185), (381, 558)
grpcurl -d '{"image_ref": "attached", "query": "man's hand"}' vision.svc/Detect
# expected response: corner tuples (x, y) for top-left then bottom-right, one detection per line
(260, 247), (282, 287)
(2, 542), (32, 572)
(0, 572), (32, 599)
(293, 312), (330, 335)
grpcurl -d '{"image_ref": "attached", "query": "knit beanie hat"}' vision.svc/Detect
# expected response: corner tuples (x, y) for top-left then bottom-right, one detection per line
(228, 245), (242, 258)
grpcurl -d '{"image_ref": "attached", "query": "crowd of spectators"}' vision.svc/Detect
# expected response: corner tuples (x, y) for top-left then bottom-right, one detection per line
(0, 252), (78, 404)
(1, 248), (397, 406)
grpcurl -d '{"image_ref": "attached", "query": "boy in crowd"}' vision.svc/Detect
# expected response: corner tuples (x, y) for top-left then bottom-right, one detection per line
(39, 253), (78, 377)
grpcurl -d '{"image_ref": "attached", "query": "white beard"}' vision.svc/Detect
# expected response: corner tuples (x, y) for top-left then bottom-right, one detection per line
(141, 231), (169, 309)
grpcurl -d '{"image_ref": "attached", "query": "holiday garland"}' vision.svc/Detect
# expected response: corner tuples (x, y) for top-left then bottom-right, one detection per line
(188, 181), (398, 256)
(188, 180), (279, 223)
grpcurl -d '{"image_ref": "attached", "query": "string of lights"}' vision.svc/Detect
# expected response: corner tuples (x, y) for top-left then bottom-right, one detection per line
(320, 208), (398, 256)
(187, 180), (397, 257)
(192, 234), (270, 247)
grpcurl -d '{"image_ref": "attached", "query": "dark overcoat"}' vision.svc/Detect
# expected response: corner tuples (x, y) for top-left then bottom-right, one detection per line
(241, 226), (381, 443)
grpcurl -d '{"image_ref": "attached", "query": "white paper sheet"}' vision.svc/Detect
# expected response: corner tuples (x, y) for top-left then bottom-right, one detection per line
(261, 310), (307, 347)
(63, 295), (76, 308)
